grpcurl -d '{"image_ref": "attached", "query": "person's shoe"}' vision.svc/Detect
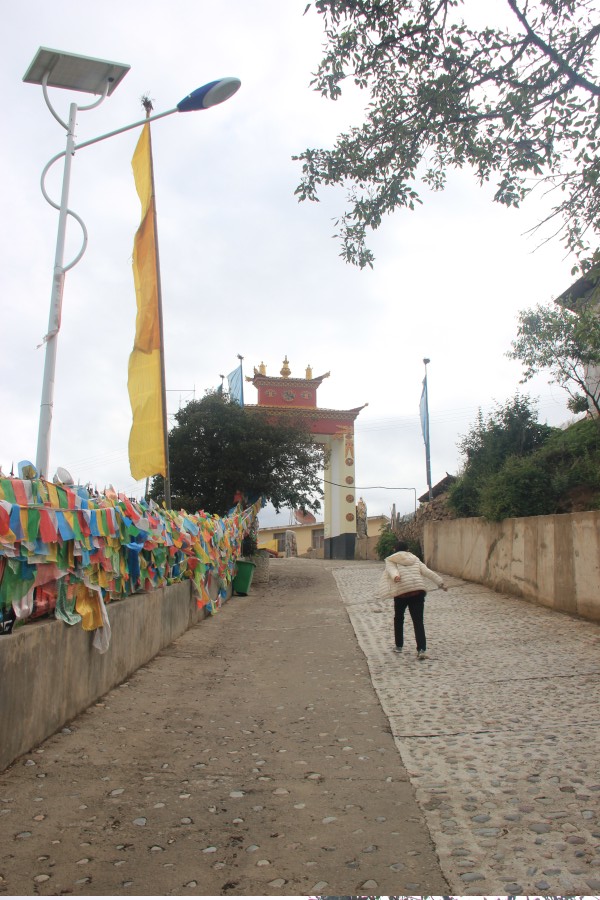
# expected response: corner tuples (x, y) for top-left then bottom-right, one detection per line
(416, 649), (429, 660)
(393, 645), (403, 653)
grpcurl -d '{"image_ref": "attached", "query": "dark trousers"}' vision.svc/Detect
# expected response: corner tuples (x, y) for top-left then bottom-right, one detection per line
(394, 591), (426, 651)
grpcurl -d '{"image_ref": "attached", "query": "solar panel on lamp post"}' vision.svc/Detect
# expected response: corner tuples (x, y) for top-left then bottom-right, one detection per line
(23, 47), (241, 482)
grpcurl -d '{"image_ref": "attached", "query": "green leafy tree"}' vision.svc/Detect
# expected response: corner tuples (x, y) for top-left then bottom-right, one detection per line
(150, 391), (327, 516)
(295, 0), (600, 268)
(507, 300), (600, 416)
(448, 394), (556, 517)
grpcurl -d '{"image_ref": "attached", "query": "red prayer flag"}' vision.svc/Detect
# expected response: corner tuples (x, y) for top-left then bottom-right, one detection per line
(39, 510), (58, 543)
(11, 480), (29, 507)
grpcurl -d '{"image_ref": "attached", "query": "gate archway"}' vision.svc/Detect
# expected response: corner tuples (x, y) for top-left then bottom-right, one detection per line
(246, 358), (366, 560)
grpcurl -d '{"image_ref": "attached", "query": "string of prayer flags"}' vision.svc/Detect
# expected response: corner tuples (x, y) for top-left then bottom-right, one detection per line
(0, 475), (262, 653)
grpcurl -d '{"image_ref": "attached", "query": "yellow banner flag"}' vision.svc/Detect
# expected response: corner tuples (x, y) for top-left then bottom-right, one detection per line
(128, 123), (166, 480)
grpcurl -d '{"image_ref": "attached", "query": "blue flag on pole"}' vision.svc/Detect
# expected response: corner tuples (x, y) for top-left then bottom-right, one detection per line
(419, 377), (429, 446)
(420, 372), (433, 499)
(227, 363), (244, 407)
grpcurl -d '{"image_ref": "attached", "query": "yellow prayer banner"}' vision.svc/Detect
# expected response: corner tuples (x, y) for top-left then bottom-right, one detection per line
(47, 483), (59, 509)
(75, 584), (103, 631)
(128, 123), (166, 480)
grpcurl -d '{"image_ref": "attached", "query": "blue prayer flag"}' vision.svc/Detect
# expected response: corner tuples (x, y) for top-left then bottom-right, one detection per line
(227, 363), (244, 407)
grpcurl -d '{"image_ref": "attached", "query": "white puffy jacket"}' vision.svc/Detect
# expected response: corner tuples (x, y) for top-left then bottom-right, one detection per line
(375, 550), (445, 600)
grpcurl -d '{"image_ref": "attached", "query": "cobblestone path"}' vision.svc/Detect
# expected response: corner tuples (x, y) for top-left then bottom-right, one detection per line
(331, 560), (600, 895)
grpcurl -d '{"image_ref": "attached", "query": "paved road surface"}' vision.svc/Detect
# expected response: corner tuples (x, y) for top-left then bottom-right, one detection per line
(1, 557), (599, 896)
(0, 558), (445, 897)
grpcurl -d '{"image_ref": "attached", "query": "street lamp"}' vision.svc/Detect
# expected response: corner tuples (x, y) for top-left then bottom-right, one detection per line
(23, 47), (241, 479)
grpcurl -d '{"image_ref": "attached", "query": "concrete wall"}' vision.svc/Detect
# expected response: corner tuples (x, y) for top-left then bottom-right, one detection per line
(424, 511), (600, 622)
(354, 534), (382, 561)
(0, 579), (229, 774)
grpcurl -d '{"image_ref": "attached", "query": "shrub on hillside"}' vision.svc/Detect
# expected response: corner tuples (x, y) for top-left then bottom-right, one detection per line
(544, 418), (600, 511)
(447, 395), (556, 519)
(375, 529), (398, 560)
(447, 477), (481, 519)
(479, 456), (554, 521)
(375, 529), (423, 560)
(451, 415), (600, 520)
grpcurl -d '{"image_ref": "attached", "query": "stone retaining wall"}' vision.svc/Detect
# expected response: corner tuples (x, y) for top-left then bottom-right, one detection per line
(425, 510), (600, 622)
(0, 579), (230, 773)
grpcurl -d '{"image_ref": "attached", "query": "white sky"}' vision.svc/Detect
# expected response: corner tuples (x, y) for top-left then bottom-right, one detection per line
(0, 0), (582, 526)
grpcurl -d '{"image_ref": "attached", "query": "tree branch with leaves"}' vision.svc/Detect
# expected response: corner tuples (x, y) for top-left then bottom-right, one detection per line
(294, 0), (600, 268)
(507, 300), (600, 416)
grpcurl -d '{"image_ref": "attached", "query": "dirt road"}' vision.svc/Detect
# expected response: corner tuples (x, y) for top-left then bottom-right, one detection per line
(0, 558), (447, 896)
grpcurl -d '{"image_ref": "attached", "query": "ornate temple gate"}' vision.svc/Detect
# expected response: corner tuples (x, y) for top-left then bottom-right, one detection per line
(247, 358), (366, 560)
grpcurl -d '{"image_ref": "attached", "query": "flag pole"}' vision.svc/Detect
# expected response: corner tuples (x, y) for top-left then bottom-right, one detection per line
(143, 96), (172, 509)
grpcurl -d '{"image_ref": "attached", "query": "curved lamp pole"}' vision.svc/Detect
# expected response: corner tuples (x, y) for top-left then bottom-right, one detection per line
(24, 48), (240, 480)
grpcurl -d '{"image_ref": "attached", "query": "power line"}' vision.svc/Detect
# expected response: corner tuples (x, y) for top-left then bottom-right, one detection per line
(355, 394), (570, 434)
(323, 477), (415, 491)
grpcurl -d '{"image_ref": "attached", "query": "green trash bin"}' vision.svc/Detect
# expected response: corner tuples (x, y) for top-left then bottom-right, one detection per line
(232, 559), (256, 595)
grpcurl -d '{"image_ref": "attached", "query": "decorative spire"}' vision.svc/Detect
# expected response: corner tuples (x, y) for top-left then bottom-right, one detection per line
(305, 364), (313, 380)
(280, 355), (291, 378)
(259, 361), (266, 375)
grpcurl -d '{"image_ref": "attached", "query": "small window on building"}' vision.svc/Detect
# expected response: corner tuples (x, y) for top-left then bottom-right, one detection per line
(312, 528), (325, 550)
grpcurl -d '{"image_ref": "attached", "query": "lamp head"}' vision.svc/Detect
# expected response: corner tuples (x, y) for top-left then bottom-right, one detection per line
(177, 77), (241, 112)
(423, 357), (430, 365)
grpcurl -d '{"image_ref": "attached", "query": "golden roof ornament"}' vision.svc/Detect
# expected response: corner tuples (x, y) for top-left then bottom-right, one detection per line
(305, 364), (313, 379)
(259, 361), (266, 375)
(280, 355), (291, 378)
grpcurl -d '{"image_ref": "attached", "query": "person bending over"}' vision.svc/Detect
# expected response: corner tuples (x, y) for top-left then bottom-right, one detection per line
(380, 540), (447, 659)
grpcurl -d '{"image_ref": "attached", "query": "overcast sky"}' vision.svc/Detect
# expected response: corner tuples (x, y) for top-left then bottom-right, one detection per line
(1, 0), (581, 526)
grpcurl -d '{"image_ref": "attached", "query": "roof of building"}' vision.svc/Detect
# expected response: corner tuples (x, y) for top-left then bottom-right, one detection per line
(555, 265), (600, 312)
(418, 473), (457, 503)
(248, 372), (331, 387)
(245, 403), (367, 420)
